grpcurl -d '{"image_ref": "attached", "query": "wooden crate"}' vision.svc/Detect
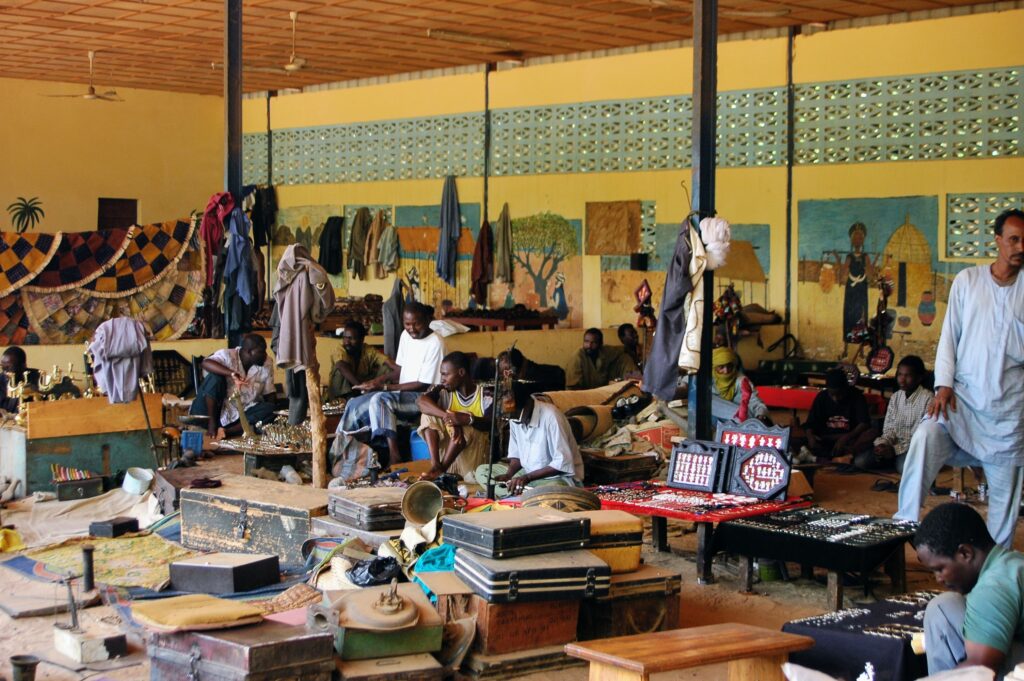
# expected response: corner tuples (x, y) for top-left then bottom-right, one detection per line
(470, 595), (578, 655)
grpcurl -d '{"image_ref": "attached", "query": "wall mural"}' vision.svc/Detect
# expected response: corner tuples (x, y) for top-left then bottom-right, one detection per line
(797, 196), (966, 363)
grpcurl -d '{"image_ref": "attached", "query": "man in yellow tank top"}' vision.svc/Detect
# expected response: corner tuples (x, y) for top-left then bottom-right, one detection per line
(417, 351), (493, 480)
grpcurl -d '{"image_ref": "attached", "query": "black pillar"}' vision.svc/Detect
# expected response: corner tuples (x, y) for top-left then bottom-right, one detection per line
(688, 0), (717, 441)
(225, 0), (242, 199)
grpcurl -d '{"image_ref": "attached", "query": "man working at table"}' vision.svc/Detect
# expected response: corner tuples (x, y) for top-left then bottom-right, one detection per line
(189, 333), (277, 439)
(896, 209), (1024, 548)
(915, 502), (1024, 675)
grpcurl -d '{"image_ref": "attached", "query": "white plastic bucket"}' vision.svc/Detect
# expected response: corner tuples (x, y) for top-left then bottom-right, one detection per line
(122, 467), (154, 495)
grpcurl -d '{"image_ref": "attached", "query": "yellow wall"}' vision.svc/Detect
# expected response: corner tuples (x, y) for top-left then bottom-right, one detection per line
(0, 77), (222, 231)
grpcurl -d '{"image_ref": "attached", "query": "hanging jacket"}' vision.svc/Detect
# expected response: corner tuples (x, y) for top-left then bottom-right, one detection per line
(471, 219), (494, 305)
(200, 192), (233, 286)
(348, 208), (372, 281)
(382, 278), (406, 359)
(436, 176), (461, 286)
(271, 243), (336, 372)
(250, 186), (277, 249)
(677, 221), (708, 374)
(89, 318), (153, 404)
(224, 206), (255, 306)
(493, 202), (514, 283)
(377, 218), (400, 276)
(364, 210), (387, 279)
(319, 216), (344, 275)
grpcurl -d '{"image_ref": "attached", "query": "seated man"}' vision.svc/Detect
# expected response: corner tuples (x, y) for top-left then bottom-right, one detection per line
(618, 323), (643, 369)
(710, 346), (769, 424)
(417, 351), (493, 480)
(496, 348), (566, 395)
(0, 346), (39, 413)
(189, 333), (277, 439)
(805, 368), (878, 462)
(476, 383), (584, 498)
(915, 503), (1024, 676)
(853, 355), (933, 472)
(566, 328), (639, 390)
(328, 321), (395, 398)
(333, 302), (444, 469)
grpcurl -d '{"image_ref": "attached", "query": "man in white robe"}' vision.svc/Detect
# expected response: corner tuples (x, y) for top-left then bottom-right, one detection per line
(896, 209), (1024, 547)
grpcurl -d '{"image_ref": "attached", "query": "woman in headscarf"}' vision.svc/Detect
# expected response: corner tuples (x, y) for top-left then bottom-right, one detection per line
(711, 346), (769, 424)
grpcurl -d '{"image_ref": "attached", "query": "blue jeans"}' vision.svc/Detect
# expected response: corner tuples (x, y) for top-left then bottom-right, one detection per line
(925, 591), (1024, 677)
(189, 373), (276, 431)
(331, 390), (422, 465)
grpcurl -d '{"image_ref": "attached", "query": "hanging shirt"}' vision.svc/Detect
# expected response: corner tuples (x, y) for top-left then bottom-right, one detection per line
(509, 400), (584, 481)
(436, 176), (461, 287)
(471, 219), (494, 305)
(934, 265), (1024, 464)
(493, 203), (514, 283)
(89, 318), (153, 404)
(206, 347), (275, 426)
(318, 216), (344, 275)
(348, 208), (372, 281)
(364, 210), (388, 279)
(377, 220), (400, 276)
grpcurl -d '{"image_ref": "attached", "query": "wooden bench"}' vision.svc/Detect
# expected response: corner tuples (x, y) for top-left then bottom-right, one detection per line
(564, 623), (814, 681)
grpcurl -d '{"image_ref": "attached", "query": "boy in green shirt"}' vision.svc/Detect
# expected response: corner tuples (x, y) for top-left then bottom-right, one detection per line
(915, 503), (1024, 676)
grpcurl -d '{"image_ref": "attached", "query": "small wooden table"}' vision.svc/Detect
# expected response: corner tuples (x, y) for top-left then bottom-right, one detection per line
(565, 623), (815, 681)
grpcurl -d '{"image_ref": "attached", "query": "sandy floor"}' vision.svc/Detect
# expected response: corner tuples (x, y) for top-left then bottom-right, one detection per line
(0, 462), (992, 681)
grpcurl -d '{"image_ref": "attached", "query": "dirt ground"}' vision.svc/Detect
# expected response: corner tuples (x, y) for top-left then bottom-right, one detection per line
(0, 463), (992, 681)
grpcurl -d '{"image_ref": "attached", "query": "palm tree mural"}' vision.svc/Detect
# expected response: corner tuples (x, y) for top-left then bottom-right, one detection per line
(7, 197), (45, 234)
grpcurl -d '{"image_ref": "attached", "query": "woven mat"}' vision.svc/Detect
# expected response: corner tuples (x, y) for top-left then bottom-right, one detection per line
(22, 534), (197, 591)
(25, 228), (134, 292)
(0, 293), (32, 345)
(22, 233), (204, 344)
(81, 219), (193, 297)
(0, 232), (61, 297)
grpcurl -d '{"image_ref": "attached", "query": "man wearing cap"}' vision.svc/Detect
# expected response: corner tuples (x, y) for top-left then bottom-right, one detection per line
(805, 368), (877, 462)
(896, 209), (1024, 548)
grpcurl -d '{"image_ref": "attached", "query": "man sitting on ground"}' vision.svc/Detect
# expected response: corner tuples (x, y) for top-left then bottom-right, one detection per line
(566, 328), (639, 390)
(189, 333), (276, 439)
(496, 348), (566, 394)
(915, 502), (1024, 675)
(854, 355), (933, 472)
(417, 351), (493, 480)
(710, 347), (769, 424)
(618, 323), (643, 369)
(328, 321), (395, 398)
(805, 368), (878, 462)
(0, 346), (39, 413)
(332, 302), (445, 469)
(475, 383), (584, 498)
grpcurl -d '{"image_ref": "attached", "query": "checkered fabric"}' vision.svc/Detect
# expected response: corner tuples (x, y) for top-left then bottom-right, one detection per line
(25, 228), (133, 292)
(82, 219), (193, 297)
(0, 232), (61, 297)
(0, 293), (32, 345)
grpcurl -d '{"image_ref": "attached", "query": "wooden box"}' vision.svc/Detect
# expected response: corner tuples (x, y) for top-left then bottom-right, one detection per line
(55, 477), (105, 501)
(336, 654), (443, 681)
(169, 553), (280, 594)
(179, 475), (328, 567)
(89, 516), (139, 538)
(574, 510), (643, 574)
(577, 565), (681, 641)
(148, 621), (334, 681)
(470, 594), (578, 655)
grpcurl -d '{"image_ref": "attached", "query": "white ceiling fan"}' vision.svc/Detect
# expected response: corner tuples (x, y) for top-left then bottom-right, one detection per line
(44, 51), (122, 101)
(210, 11), (308, 76)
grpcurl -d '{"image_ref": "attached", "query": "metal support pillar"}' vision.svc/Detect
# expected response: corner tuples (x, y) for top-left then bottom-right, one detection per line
(225, 0), (242, 200)
(688, 0), (718, 442)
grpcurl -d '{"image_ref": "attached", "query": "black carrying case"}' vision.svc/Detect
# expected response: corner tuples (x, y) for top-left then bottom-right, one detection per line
(441, 508), (590, 559)
(454, 549), (611, 603)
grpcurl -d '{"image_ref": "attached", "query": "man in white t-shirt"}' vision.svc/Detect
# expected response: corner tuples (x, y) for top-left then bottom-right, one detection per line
(189, 333), (277, 439)
(332, 302), (445, 470)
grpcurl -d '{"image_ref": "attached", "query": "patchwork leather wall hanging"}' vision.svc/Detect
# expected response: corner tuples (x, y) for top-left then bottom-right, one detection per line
(0, 232), (62, 297)
(24, 227), (134, 292)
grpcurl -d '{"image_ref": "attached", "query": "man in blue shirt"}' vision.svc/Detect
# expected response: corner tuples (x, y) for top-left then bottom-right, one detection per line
(915, 503), (1024, 675)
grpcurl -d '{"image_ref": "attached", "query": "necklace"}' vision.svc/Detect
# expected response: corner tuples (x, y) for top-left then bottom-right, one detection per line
(990, 264), (1020, 287)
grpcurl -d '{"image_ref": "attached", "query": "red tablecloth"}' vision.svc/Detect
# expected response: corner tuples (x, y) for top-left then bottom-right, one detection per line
(759, 385), (886, 415)
(591, 481), (811, 522)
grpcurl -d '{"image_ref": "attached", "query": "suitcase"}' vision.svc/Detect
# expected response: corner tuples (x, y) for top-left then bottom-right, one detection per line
(577, 565), (681, 640)
(470, 594), (578, 655)
(179, 475), (329, 567)
(169, 552), (280, 594)
(327, 486), (406, 530)
(148, 621), (334, 681)
(573, 510), (643, 574)
(310, 515), (403, 550)
(580, 450), (660, 485)
(441, 508), (590, 559)
(455, 549), (610, 603)
(336, 653), (443, 681)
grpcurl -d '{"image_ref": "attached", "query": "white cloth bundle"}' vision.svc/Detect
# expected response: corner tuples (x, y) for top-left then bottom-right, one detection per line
(700, 216), (731, 270)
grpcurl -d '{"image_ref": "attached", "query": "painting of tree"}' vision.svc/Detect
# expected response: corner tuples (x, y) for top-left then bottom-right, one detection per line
(511, 212), (579, 307)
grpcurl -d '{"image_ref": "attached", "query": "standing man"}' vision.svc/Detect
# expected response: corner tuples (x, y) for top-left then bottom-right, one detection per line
(566, 328), (639, 390)
(896, 209), (1024, 548)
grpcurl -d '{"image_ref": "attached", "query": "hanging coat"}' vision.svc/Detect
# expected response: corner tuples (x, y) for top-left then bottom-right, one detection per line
(319, 216), (344, 275)
(364, 210), (387, 279)
(89, 318), (153, 404)
(250, 186), (277, 249)
(377, 218), (400, 276)
(200, 192), (233, 287)
(271, 243), (336, 371)
(493, 202), (514, 283)
(382, 278), (406, 359)
(436, 176), (461, 286)
(348, 208), (372, 280)
(677, 222), (708, 374)
(222, 206), (257, 345)
(470, 219), (494, 305)
(643, 217), (697, 401)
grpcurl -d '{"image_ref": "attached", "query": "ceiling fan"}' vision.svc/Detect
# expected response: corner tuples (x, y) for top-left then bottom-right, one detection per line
(250, 11), (308, 74)
(44, 51), (121, 101)
(621, 0), (791, 18)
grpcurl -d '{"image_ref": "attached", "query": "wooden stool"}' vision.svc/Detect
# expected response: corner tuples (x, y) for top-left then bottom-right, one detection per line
(564, 623), (814, 681)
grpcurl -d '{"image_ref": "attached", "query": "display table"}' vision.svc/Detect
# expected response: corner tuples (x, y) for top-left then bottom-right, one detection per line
(713, 507), (916, 610)
(591, 482), (811, 584)
(443, 315), (559, 331)
(782, 591), (938, 680)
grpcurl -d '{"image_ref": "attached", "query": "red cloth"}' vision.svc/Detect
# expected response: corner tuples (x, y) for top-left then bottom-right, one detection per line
(200, 192), (234, 286)
(470, 219), (494, 305)
(737, 376), (753, 421)
(758, 385), (886, 415)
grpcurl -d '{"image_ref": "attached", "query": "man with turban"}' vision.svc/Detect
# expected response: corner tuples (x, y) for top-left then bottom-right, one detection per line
(710, 347), (769, 424)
